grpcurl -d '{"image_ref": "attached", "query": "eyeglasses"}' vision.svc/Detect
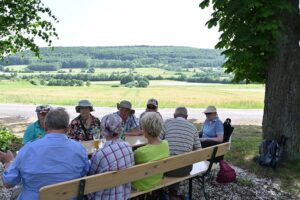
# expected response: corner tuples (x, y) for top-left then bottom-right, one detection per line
(205, 113), (213, 115)
(147, 105), (157, 109)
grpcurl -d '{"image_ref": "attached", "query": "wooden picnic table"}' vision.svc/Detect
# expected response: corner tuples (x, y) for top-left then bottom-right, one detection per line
(81, 135), (147, 155)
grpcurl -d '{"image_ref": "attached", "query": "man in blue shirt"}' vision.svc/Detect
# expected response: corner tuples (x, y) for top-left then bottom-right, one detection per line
(22, 104), (53, 144)
(0, 108), (90, 200)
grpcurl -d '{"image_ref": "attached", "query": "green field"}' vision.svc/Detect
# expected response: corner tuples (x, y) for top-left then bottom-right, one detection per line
(0, 80), (264, 108)
(2, 65), (230, 79)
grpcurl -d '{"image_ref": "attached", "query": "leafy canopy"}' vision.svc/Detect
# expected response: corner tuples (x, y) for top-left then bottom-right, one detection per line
(0, 0), (58, 59)
(200, 0), (293, 82)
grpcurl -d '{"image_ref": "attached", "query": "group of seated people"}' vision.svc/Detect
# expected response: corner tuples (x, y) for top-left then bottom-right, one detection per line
(0, 99), (225, 200)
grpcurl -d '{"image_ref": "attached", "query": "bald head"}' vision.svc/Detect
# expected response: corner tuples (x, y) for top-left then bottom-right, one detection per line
(174, 107), (188, 119)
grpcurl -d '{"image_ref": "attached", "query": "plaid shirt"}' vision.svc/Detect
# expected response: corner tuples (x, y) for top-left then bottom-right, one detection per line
(88, 139), (134, 200)
(114, 112), (139, 134)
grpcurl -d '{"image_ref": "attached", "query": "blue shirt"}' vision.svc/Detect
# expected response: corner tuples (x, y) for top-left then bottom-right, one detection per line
(202, 117), (224, 138)
(3, 133), (90, 200)
(22, 121), (45, 144)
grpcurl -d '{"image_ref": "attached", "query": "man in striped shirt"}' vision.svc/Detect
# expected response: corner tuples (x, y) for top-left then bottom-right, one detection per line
(161, 107), (201, 200)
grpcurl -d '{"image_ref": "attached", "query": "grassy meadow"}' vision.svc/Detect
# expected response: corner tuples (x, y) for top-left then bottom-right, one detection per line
(0, 80), (264, 108)
(1, 66), (227, 78)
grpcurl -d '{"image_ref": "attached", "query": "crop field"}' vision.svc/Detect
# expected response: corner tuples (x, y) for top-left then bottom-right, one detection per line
(1, 66), (227, 78)
(0, 80), (264, 108)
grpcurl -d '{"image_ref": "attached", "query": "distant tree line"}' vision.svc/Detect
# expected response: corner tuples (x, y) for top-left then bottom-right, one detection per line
(0, 46), (225, 70)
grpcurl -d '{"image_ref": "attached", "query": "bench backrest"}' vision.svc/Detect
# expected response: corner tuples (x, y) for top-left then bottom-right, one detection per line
(39, 142), (230, 200)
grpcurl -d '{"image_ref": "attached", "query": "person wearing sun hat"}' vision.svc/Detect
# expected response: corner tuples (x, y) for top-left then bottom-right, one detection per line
(68, 100), (101, 141)
(88, 114), (134, 200)
(114, 100), (143, 136)
(200, 105), (224, 148)
(22, 104), (53, 144)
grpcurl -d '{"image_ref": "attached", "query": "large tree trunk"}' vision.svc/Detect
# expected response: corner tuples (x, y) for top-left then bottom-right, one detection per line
(262, 0), (300, 160)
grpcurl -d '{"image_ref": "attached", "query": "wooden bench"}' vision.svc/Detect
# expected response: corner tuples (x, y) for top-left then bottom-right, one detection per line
(39, 142), (230, 200)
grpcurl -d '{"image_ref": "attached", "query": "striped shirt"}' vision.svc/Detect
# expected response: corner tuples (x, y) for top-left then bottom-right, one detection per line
(88, 139), (134, 200)
(161, 117), (201, 155)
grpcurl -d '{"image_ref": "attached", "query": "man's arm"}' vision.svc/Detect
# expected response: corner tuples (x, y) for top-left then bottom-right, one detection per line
(0, 150), (20, 188)
(200, 134), (223, 143)
(126, 128), (143, 136)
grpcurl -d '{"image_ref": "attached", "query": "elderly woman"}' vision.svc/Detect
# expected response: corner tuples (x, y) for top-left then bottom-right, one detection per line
(88, 114), (134, 200)
(132, 112), (169, 191)
(22, 104), (53, 144)
(200, 105), (224, 148)
(68, 100), (101, 141)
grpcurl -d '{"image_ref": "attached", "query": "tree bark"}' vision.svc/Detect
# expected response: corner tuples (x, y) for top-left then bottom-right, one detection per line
(263, 0), (300, 160)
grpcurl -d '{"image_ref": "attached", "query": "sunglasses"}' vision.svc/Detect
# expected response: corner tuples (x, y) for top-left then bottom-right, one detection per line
(147, 105), (157, 109)
(205, 113), (213, 115)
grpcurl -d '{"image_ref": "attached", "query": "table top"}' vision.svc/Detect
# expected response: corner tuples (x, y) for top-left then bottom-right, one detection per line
(81, 135), (147, 155)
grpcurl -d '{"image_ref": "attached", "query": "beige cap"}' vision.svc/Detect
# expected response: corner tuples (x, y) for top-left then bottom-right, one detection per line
(203, 105), (217, 113)
(147, 98), (158, 107)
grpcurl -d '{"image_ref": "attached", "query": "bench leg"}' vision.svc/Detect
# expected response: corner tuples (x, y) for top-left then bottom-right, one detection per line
(189, 178), (193, 200)
(200, 176), (208, 200)
(193, 175), (209, 200)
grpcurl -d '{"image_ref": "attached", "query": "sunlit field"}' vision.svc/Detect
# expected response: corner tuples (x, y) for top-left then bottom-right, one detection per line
(0, 80), (264, 108)
(2, 66), (227, 78)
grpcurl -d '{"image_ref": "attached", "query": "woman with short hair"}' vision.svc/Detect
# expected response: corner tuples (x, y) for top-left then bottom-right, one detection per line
(132, 112), (169, 191)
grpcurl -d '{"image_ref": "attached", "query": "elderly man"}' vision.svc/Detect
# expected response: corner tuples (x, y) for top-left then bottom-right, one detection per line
(161, 107), (201, 200)
(114, 100), (142, 136)
(22, 104), (53, 144)
(68, 99), (101, 141)
(88, 114), (134, 200)
(0, 108), (90, 200)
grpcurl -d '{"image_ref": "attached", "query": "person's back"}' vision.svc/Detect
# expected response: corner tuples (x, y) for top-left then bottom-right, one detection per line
(12, 135), (89, 199)
(88, 114), (134, 200)
(133, 140), (169, 190)
(162, 117), (201, 156)
(2, 108), (89, 200)
(161, 107), (201, 199)
(89, 139), (134, 199)
(132, 112), (169, 191)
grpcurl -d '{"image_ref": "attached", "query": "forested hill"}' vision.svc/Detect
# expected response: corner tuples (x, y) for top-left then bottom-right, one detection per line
(2, 46), (224, 70)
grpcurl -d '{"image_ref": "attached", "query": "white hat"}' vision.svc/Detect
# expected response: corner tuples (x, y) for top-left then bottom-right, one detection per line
(203, 105), (217, 113)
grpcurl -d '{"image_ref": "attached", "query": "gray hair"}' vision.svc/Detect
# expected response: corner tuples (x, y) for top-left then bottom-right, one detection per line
(174, 107), (188, 118)
(141, 112), (163, 138)
(45, 108), (69, 130)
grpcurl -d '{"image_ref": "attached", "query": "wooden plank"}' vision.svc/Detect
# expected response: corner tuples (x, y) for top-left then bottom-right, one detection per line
(39, 143), (229, 200)
(130, 161), (218, 198)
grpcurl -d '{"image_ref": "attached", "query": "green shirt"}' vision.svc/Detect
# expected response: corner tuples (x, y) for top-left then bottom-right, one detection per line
(132, 140), (169, 191)
(22, 121), (46, 144)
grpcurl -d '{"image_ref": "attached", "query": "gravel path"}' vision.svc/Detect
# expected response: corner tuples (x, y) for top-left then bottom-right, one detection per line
(0, 103), (263, 125)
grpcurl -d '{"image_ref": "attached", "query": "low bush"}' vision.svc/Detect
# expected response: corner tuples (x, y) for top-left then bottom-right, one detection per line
(0, 127), (22, 152)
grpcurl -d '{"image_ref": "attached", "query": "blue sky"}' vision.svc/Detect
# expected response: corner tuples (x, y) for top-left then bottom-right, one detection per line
(40, 0), (220, 49)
